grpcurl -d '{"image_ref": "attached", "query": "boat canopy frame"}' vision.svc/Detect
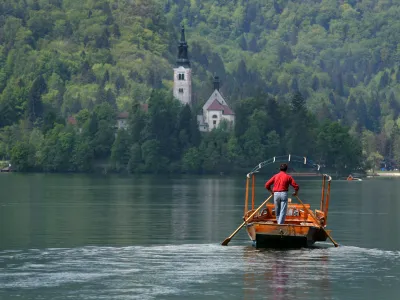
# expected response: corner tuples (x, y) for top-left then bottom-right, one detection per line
(246, 154), (321, 178)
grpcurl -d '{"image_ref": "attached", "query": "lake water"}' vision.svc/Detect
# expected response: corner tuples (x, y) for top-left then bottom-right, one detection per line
(0, 173), (399, 299)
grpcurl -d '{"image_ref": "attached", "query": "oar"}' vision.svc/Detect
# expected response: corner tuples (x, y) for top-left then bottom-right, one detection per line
(221, 194), (273, 246)
(294, 195), (339, 247)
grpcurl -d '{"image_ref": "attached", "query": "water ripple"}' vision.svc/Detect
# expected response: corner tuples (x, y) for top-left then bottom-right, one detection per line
(1, 244), (399, 299)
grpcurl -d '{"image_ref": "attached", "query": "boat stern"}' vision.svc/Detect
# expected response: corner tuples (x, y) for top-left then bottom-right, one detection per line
(246, 222), (325, 248)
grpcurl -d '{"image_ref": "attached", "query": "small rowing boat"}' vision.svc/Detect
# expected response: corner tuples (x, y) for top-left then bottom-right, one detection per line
(346, 174), (362, 181)
(221, 155), (339, 248)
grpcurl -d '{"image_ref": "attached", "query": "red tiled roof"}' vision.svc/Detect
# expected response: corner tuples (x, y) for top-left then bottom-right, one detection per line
(117, 104), (148, 119)
(222, 104), (235, 115)
(67, 116), (77, 125)
(118, 112), (129, 119)
(206, 99), (234, 115)
(207, 99), (225, 111)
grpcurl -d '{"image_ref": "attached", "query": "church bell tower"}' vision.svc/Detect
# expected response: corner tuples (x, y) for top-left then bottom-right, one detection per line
(173, 25), (192, 106)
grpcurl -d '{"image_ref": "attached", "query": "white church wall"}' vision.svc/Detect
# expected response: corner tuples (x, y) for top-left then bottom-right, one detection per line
(173, 66), (192, 105)
(223, 114), (235, 123)
(207, 109), (223, 130)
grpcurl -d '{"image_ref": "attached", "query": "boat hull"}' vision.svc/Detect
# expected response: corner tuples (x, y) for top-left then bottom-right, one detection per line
(247, 223), (328, 249)
(256, 233), (311, 248)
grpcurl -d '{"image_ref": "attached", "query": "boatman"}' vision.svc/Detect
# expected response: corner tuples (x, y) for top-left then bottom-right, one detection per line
(265, 163), (299, 225)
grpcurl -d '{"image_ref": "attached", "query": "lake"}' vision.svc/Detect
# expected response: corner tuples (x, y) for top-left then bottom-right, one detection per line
(0, 173), (399, 299)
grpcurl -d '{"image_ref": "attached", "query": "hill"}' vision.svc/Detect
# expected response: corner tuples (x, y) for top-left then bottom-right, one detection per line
(0, 0), (399, 173)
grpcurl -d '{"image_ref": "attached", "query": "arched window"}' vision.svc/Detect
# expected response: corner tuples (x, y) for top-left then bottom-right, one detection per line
(178, 73), (185, 80)
(212, 114), (218, 118)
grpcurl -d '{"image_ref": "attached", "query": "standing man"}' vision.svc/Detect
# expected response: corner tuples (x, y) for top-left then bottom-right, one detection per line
(265, 163), (299, 224)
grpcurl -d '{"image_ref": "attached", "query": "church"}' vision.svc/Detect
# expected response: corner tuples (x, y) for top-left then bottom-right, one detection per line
(173, 26), (235, 132)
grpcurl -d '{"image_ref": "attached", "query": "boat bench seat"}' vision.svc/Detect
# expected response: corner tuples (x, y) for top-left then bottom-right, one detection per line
(264, 204), (310, 220)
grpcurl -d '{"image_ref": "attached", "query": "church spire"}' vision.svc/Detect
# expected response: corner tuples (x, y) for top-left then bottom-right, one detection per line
(180, 24), (186, 42)
(213, 75), (220, 91)
(177, 25), (190, 67)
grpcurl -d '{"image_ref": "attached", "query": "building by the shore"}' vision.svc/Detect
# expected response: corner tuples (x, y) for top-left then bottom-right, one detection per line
(173, 25), (235, 132)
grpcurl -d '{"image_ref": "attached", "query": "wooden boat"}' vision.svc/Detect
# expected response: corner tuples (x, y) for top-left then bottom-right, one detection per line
(242, 156), (337, 248)
(346, 174), (362, 181)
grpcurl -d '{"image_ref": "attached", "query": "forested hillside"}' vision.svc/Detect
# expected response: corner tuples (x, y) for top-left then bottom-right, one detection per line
(0, 0), (399, 174)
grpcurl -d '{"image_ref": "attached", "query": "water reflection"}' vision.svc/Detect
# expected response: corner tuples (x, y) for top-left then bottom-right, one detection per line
(2, 175), (400, 299)
(270, 253), (290, 300)
(243, 247), (331, 300)
(0, 244), (400, 299)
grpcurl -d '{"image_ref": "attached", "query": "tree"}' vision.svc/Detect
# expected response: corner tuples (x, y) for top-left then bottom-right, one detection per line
(366, 152), (384, 173)
(10, 140), (36, 171)
(81, 61), (96, 83)
(316, 122), (362, 174)
(128, 143), (143, 173)
(106, 89), (117, 108)
(285, 92), (314, 156)
(357, 99), (368, 129)
(71, 135), (94, 172)
(92, 104), (116, 158)
(345, 95), (358, 126)
(112, 24), (121, 38)
(182, 147), (202, 173)
(312, 76), (320, 91)
(141, 139), (164, 173)
(242, 125), (265, 165)
(2, 0), (400, 175)
(238, 35), (247, 50)
(379, 72), (389, 89)
(129, 100), (147, 144)
(96, 86), (107, 104)
(115, 74), (126, 91)
(368, 97), (381, 132)
(28, 75), (46, 125)
(146, 90), (180, 161)
(41, 125), (74, 172)
(266, 97), (283, 136)
(291, 78), (299, 92)
(176, 104), (193, 152)
(392, 124), (400, 165)
(101, 70), (110, 86)
(111, 129), (131, 171)
(388, 91), (400, 119)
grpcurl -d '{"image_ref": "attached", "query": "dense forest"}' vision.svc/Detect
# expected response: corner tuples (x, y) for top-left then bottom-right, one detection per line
(0, 0), (399, 174)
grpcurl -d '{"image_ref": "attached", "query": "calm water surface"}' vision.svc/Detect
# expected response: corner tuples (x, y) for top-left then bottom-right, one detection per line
(0, 173), (399, 299)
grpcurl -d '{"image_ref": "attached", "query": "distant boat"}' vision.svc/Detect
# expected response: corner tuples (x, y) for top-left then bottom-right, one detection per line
(0, 163), (12, 173)
(346, 174), (362, 181)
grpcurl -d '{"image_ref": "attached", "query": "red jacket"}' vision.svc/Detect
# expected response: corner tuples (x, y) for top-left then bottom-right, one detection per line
(265, 171), (299, 192)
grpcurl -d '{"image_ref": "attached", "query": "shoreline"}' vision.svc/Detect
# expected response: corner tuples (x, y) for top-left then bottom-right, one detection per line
(367, 172), (400, 177)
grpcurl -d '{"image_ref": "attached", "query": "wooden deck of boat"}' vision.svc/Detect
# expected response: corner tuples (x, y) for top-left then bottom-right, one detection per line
(248, 203), (323, 226)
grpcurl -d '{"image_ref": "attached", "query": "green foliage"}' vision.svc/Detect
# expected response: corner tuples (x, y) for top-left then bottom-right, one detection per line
(182, 147), (202, 173)
(28, 75), (46, 125)
(111, 129), (130, 171)
(10, 140), (36, 172)
(71, 135), (94, 172)
(316, 122), (362, 173)
(41, 124), (74, 172)
(3, 0), (400, 173)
